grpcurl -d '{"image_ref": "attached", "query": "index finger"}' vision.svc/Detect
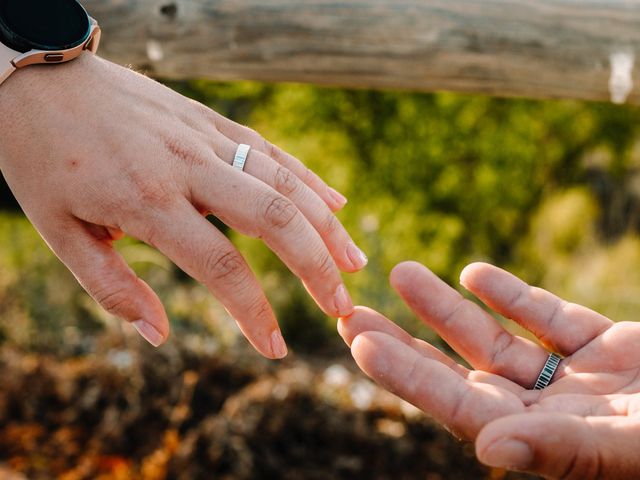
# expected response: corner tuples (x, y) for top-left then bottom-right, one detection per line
(390, 261), (549, 388)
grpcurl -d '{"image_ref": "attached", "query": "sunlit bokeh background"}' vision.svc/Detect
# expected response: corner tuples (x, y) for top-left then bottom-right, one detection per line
(2, 80), (640, 479)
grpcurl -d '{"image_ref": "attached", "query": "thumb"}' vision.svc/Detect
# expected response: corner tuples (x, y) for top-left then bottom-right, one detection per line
(44, 221), (170, 347)
(476, 412), (640, 479)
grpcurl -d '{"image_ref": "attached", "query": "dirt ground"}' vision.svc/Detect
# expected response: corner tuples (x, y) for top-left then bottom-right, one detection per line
(0, 340), (539, 480)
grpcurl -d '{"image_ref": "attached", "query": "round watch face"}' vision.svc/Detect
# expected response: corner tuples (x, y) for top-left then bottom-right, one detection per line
(0, 0), (90, 53)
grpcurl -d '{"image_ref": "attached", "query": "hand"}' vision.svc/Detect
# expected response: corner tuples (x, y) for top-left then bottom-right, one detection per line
(0, 53), (367, 358)
(338, 261), (640, 479)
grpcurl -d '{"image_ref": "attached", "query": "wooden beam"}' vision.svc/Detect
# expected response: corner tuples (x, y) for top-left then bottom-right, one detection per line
(83, 0), (640, 104)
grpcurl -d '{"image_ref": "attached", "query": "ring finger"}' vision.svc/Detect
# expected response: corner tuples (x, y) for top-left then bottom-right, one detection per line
(213, 135), (367, 273)
(390, 261), (552, 388)
(210, 113), (347, 212)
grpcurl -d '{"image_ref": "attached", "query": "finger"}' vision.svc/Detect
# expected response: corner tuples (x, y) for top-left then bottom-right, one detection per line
(476, 413), (640, 478)
(460, 262), (612, 355)
(214, 137), (367, 272)
(390, 261), (548, 388)
(350, 331), (524, 439)
(43, 219), (169, 347)
(124, 200), (287, 359)
(339, 306), (524, 394)
(189, 160), (353, 318)
(338, 306), (469, 375)
(213, 116), (348, 211)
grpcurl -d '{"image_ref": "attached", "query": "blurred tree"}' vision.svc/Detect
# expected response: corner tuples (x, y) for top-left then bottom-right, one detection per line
(2, 80), (640, 353)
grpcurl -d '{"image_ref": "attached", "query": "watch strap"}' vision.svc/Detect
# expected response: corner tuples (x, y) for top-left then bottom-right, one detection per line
(0, 16), (100, 87)
(0, 42), (17, 85)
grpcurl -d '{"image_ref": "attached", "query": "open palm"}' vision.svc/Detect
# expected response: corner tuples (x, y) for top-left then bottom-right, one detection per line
(338, 261), (640, 479)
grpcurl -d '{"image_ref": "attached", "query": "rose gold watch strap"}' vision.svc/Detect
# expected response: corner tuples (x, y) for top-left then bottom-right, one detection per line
(0, 42), (17, 85)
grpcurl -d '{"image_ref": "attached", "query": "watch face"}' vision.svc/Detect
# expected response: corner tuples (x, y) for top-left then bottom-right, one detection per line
(0, 0), (90, 53)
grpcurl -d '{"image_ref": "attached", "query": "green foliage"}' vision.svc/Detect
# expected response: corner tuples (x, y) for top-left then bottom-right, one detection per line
(3, 80), (640, 354)
(0, 213), (85, 351)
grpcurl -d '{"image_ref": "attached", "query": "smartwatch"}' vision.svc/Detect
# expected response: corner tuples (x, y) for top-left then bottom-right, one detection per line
(0, 0), (100, 85)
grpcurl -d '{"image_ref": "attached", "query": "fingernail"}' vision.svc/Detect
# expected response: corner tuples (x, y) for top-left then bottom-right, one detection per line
(132, 320), (164, 347)
(333, 284), (354, 316)
(346, 242), (368, 270)
(480, 439), (533, 470)
(270, 330), (288, 359)
(328, 187), (347, 208)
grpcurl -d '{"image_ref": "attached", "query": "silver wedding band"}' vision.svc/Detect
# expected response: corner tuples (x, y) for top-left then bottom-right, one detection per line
(233, 143), (251, 171)
(533, 352), (562, 390)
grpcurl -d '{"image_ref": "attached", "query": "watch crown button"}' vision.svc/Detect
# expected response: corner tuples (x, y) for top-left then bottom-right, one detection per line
(44, 54), (64, 62)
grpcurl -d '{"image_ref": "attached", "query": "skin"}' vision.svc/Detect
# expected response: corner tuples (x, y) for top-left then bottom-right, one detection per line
(0, 52), (368, 358)
(339, 261), (640, 479)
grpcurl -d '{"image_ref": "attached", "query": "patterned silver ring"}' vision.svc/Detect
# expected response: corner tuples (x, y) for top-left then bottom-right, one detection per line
(232, 144), (251, 171)
(533, 352), (562, 390)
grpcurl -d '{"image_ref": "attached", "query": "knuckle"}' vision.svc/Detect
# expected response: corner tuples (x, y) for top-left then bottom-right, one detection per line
(402, 355), (422, 398)
(442, 298), (471, 327)
(320, 212), (340, 236)
(262, 137), (280, 160)
(313, 250), (335, 278)
(262, 195), (299, 230)
(205, 249), (247, 285)
(449, 386), (472, 428)
(302, 166), (314, 185)
(246, 296), (272, 321)
(191, 99), (217, 122)
(539, 298), (568, 350)
(487, 329), (515, 372)
(128, 171), (177, 212)
(244, 126), (260, 141)
(137, 222), (160, 249)
(507, 286), (526, 309)
(234, 124), (260, 143)
(187, 98), (223, 130)
(163, 136), (206, 168)
(93, 282), (132, 317)
(548, 299), (567, 328)
(274, 166), (298, 196)
(303, 167), (324, 191)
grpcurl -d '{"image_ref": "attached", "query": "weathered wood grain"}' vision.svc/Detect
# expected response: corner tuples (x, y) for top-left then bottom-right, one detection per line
(83, 0), (640, 104)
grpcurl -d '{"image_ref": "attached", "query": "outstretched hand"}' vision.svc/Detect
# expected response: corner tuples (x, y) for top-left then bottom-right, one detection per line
(0, 53), (367, 357)
(339, 261), (640, 479)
